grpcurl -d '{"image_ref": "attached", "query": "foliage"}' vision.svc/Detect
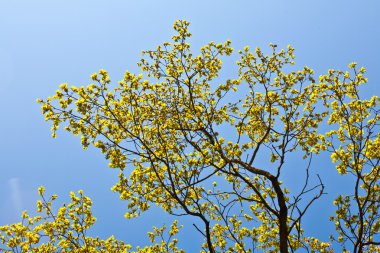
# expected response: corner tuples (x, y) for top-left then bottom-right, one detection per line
(0, 187), (130, 252)
(2, 20), (379, 252)
(0, 187), (183, 253)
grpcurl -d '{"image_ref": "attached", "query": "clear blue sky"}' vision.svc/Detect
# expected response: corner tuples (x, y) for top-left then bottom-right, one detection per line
(0, 1), (379, 251)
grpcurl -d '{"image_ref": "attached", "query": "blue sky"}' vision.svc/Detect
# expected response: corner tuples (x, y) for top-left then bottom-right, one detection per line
(0, 0), (379, 251)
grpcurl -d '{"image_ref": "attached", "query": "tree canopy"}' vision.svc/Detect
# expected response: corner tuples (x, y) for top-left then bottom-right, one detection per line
(1, 20), (379, 253)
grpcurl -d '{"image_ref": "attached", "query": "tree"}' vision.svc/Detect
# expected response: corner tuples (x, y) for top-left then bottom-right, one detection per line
(2, 20), (379, 253)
